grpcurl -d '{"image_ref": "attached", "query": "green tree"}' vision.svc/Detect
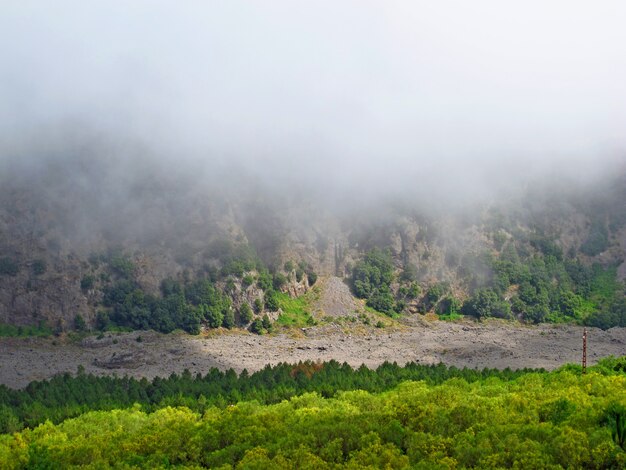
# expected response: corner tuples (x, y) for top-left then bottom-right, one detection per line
(352, 248), (394, 299)
(74, 314), (87, 331)
(239, 303), (253, 324)
(264, 290), (279, 311)
(463, 289), (511, 319)
(222, 308), (235, 329)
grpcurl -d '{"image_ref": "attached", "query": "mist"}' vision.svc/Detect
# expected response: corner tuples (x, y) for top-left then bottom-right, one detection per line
(1, 1), (626, 210)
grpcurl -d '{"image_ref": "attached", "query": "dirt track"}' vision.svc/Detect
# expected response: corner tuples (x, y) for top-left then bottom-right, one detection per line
(1, 320), (625, 389)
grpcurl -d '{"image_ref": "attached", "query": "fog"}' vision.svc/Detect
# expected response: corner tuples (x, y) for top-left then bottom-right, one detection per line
(1, 1), (625, 209)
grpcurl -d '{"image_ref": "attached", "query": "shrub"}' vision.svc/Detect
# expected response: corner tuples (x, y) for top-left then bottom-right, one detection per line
(80, 275), (95, 291)
(249, 318), (264, 334)
(0, 257), (19, 276)
(32, 259), (47, 275)
(74, 314), (87, 331)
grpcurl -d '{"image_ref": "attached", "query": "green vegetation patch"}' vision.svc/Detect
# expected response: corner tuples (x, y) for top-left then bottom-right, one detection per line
(0, 322), (52, 338)
(1, 358), (625, 468)
(275, 289), (317, 327)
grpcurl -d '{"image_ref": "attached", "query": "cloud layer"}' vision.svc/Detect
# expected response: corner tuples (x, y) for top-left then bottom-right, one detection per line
(1, 1), (625, 205)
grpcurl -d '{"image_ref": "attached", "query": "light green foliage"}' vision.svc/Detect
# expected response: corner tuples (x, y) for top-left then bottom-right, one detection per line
(1, 364), (625, 468)
(0, 322), (52, 338)
(275, 289), (318, 327)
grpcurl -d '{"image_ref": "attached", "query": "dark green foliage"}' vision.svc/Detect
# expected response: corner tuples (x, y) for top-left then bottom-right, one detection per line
(426, 282), (448, 303)
(352, 248), (394, 299)
(462, 288), (511, 319)
(367, 285), (395, 315)
(3, 355), (625, 468)
(400, 263), (418, 282)
(539, 397), (576, 425)
(294, 260), (318, 286)
(222, 308), (235, 329)
(254, 298), (264, 313)
(0, 359), (560, 433)
(103, 280), (136, 307)
(160, 278), (183, 297)
(581, 219), (609, 256)
(474, 232), (625, 327)
(242, 274), (254, 288)
(585, 297), (626, 329)
(0, 322), (52, 338)
(352, 248), (396, 315)
(95, 311), (110, 331)
(108, 255), (135, 278)
(239, 303), (253, 324)
(262, 314), (273, 332)
(0, 257), (18, 276)
(272, 272), (288, 290)
(529, 232), (563, 260)
(256, 270), (273, 291)
(249, 317), (264, 334)
(80, 275), (95, 291)
(0, 405), (21, 434)
(524, 304), (549, 324)
(205, 239), (261, 278)
(73, 314), (86, 331)
(102, 278), (217, 334)
(606, 403), (626, 450)
(264, 289), (279, 311)
(437, 296), (461, 316)
(198, 302), (223, 329)
(32, 259), (47, 275)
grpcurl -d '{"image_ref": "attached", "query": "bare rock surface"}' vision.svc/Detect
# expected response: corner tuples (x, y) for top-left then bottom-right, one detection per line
(313, 276), (364, 317)
(1, 322), (625, 389)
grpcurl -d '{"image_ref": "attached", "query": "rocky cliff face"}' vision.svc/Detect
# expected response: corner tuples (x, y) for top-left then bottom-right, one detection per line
(1, 155), (625, 328)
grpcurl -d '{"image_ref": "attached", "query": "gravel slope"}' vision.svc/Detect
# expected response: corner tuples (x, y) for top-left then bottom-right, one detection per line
(1, 321), (624, 389)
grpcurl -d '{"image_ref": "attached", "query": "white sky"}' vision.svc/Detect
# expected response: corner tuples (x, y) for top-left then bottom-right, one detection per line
(1, 1), (625, 197)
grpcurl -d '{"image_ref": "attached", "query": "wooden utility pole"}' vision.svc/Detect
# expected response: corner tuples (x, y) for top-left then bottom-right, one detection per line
(582, 327), (587, 374)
